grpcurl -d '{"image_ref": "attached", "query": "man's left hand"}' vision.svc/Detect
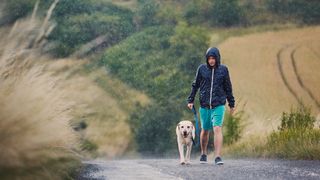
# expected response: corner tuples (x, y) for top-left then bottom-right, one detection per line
(229, 107), (235, 115)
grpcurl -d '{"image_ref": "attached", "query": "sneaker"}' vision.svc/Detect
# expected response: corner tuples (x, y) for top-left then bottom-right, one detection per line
(200, 154), (207, 163)
(215, 157), (224, 165)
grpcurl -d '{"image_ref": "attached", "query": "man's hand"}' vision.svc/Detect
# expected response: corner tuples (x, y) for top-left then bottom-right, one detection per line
(229, 107), (235, 115)
(187, 103), (193, 110)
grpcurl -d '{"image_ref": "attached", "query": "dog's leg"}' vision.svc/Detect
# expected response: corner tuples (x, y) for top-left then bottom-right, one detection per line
(186, 143), (192, 164)
(178, 141), (185, 165)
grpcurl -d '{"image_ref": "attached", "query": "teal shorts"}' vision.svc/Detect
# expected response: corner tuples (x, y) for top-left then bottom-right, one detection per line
(199, 105), (225, 130)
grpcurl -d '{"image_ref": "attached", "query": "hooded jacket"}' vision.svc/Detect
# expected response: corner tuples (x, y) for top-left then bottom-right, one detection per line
(187, 47), (235, 109)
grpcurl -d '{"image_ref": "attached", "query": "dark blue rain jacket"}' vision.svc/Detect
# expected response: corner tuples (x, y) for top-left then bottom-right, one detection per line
(187, 47), (235, 109)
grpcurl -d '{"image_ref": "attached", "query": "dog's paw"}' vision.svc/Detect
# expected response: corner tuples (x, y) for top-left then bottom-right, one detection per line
(180, 161), (186, 165)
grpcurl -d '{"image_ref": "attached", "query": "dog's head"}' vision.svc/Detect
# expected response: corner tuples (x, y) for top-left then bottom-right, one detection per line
(177, 120), (195, 138)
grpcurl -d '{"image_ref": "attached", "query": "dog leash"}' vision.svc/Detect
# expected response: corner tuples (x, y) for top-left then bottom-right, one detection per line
(191, 105), (201, 145)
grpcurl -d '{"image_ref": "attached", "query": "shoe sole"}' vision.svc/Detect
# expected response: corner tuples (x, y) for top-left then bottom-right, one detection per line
(200, 161), (208, 164)
(215, 162), (224, 165)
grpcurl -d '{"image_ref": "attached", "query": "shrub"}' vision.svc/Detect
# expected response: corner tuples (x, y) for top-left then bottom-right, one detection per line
(266, 0), (320, 24)
(49, 0), (135, 57)
(183, 0), (245, 27)
(267, 129), (320, 159)
(0, 0), (37, 25)
(266, 105), (320, 159)
(102, 24), (209, 154)
(208, 0), (244, 27)
(278, 105), (316, 131)
(223, 110), (245, 145)
(135, 0), (160, 28)
(130, 103), (181, 154)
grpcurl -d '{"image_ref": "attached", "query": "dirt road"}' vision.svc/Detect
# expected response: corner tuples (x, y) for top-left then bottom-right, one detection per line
(77, 158), (320, 180)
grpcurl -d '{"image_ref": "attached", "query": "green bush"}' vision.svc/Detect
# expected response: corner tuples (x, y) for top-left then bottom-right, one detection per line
(130, 103), (181, 154)
(102, 24), (208, 104)
(266, 0), (320, 24)
(183, 0), (205, 25)
(278, 105), (316, 131)
(169, 22), (208, 73)
(267, 105), (320, 159)
(225, 105), (320, 160)
(267, 129), (320, 159)
(102, 25), (209, 154)
(49, 0), (135, 57)
(0, 0), (36, 25)
(223, 110), (245, 145)
(183, 0), (245, 27)
(209, 0), (244, 27)
(135, 0), (160, 28)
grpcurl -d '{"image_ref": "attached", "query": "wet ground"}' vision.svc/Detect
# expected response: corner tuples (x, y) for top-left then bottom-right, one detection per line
(77, 158), (320, 180)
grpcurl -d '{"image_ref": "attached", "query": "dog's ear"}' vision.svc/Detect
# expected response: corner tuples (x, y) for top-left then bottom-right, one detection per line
(177, 123), (180, 130)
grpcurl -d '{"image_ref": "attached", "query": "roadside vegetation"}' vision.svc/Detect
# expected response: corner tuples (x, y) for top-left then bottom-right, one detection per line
(225, 105), (320, 160)
(0, 4), (80, 178)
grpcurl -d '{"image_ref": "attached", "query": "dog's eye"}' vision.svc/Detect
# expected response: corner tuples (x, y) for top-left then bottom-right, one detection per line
(187, 126), (190, 128)
(181, 126), (184, 128)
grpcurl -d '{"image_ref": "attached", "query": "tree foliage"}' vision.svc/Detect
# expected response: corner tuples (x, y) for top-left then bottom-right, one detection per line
(102, 25), (209, 153)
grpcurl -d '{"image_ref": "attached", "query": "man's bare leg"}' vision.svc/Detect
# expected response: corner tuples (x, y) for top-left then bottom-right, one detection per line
(200, 130), (209, 155)
(213, 126), (223, 157)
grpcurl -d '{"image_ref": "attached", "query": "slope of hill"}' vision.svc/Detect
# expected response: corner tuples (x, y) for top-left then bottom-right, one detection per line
(44, 59), (150, 157)
(218, 26), (320, 136)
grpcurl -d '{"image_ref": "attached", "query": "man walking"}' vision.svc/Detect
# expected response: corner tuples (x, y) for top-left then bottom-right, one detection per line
(187, 47), (235, 165)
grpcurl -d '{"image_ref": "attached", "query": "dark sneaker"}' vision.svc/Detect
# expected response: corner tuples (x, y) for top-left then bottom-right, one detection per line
(215, 157), (224, 165)
(200, 154), (207, 163)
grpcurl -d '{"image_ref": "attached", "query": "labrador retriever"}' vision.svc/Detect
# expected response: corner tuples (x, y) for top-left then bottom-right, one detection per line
(176, 120), (195, 165)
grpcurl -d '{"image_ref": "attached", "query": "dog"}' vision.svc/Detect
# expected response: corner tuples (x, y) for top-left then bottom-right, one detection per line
(176, 120), (195, 165)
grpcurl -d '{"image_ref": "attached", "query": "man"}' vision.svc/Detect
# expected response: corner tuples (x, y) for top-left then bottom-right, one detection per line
(187, 47), (235, 165)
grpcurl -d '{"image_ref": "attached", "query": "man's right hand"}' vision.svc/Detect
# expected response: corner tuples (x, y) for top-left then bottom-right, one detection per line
(187, 103), (193, 110)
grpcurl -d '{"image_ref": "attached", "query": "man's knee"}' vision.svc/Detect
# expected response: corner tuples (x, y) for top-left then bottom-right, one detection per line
(201, 130), (209, 136)
(213, 126), (222, 133)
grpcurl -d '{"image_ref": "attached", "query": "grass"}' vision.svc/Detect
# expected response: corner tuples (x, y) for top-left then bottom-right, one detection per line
(267, 128), (320, 159)
(0, 16), (80, 179)
(225, 105), (320, 160)
(0, 4), (150, 179)
(225, 129), (320, 160)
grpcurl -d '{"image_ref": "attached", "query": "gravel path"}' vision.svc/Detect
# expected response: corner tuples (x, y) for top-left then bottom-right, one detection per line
(77, 158), (320, 180)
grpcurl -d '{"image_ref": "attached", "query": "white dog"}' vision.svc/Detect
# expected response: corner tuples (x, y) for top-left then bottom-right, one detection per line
(176, 120), (195, 165)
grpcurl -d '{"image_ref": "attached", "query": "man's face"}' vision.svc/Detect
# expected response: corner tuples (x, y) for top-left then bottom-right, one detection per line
(208, 56), (216, 67)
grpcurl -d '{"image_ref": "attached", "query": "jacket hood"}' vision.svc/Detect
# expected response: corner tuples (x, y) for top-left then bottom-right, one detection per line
(205, 47), (221, 68)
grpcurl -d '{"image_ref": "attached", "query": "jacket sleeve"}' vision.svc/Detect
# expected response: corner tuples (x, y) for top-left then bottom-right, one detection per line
(223, 67), (235, 108)
(187, 66), (201, 103)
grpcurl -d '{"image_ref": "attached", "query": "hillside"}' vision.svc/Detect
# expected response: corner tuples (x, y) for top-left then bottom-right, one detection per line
(43, 59), (150, 156)
(218, 26), (320, 136)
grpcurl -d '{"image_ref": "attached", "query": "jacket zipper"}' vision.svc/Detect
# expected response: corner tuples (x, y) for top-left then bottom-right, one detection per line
(209, 68), (214, 109)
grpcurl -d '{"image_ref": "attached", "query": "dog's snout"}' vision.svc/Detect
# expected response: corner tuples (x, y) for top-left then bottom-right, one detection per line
(183, 131), (187, 135)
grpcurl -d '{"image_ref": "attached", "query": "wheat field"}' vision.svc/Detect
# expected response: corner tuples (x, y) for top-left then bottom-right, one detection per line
(218, 26), (320, 137)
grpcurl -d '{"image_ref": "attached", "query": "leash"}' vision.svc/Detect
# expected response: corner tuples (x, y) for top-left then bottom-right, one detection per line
(191, 105), (201, 145)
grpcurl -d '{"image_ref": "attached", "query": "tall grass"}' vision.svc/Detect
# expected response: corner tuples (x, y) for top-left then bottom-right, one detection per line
(0, 1), (80, 179)
(223, 108), (246, 145)
(266, 105), (320, 159)
(225, 105), (320, 160)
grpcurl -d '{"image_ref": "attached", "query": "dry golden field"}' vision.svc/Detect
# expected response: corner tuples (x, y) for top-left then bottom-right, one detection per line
(218, 26), (320, 137)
